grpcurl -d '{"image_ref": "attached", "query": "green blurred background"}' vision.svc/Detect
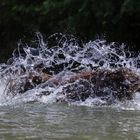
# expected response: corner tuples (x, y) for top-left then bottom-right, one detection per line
(0, 0), (140, 62)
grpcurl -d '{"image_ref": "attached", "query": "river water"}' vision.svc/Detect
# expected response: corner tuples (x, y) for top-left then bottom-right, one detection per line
(1, 34), (140, 140)
(0, 102), (140, 140)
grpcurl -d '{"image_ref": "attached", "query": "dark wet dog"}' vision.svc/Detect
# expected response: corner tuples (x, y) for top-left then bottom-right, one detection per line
(7, 68), (140, 104)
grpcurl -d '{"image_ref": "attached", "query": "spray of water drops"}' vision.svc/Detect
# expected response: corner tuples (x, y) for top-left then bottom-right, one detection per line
(0, 33), (140, 108)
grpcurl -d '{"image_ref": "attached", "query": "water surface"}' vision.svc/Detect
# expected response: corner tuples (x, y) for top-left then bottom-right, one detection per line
(0, 103), (140, 140)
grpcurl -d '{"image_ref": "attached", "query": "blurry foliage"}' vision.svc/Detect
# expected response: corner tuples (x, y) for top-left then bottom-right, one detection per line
(0, 0), (140, 62)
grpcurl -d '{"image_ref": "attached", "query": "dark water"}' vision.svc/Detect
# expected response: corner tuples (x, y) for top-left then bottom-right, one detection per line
(0, 103), (140, 140)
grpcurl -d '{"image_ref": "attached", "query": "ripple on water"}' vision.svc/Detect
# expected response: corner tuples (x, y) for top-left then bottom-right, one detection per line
(0, 103), (139, 139)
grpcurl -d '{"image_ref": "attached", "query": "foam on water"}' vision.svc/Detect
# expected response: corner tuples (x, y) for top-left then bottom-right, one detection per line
(0, 33), (140, 109)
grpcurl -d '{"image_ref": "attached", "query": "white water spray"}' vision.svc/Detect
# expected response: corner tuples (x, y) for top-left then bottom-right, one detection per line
(0, 33), (140, 109)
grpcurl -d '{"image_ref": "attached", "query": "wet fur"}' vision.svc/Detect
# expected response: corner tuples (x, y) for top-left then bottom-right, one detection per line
(6, 68), (140, 104)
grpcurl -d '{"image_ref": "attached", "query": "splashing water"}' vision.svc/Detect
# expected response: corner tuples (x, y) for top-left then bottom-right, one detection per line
(0, 33), (140, 109)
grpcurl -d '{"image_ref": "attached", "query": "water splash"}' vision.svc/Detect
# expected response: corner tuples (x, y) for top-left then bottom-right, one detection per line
(0, 33), (140, 109)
